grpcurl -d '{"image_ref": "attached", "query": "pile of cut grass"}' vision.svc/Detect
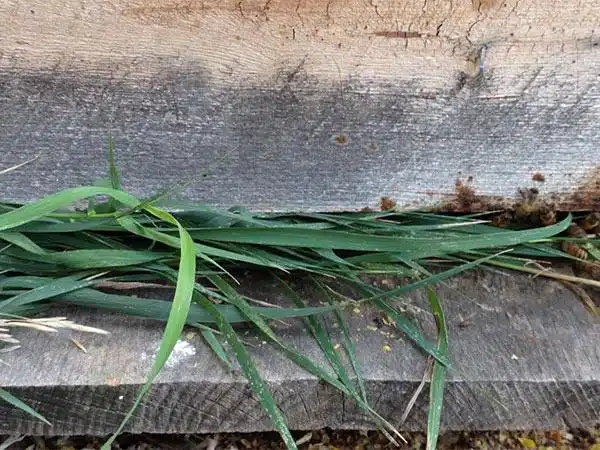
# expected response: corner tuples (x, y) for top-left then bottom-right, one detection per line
(0, 153), (597, 450)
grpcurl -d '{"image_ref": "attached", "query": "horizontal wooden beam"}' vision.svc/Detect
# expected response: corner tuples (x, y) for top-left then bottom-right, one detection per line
(1, 271), (599, 435)
(1, 1), (599, 211)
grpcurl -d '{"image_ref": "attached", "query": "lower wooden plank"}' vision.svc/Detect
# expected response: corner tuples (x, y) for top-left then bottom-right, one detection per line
(1, 271), (599, 435)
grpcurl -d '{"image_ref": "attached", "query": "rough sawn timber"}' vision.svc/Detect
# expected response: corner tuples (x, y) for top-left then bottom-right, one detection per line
(1, 271), (599, 435)
(1, 1), (600, 211)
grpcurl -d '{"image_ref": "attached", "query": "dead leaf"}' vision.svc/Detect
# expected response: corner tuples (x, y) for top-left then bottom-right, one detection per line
(517, 436), (537, 448)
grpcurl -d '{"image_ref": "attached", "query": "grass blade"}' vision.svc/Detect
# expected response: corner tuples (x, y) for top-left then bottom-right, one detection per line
(426, 287), (448, 450)
(200, 295), (298, 449)
(102, 136), (122, 213)
(363, 250), (511, 303)
(107, 137), (121, 191)
(102, 215), (196, 449)
(199, 327), (234, 370)
(0, 187), (142, 231)
(314, 277), (368, 403)
(13, 249), (169, 269)
(275, 274), (361, 400)
(0, 272), (98, 313)
(188, 216), (570, 256)
(0, 275), (343, 323)
(206, 272), (404, 445)
(0, 232), (47, 255)
(0, 388), (51, 426)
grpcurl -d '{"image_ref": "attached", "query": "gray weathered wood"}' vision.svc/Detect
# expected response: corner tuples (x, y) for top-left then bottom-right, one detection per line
(1, 271), (599, 435)
(1, 1), (600, 211)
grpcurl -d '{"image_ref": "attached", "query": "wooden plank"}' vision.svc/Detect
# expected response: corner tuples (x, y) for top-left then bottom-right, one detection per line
(1, 271), (599, 435)
(0, 1), (599, 211)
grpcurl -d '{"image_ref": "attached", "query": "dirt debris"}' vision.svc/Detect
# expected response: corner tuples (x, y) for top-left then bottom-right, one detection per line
(4, 427), (600, 449)
(379, 197), (397, 211)
(561, 214), (600, 281)
(491, 188), (557, 229)
(435, 178), (506, 213)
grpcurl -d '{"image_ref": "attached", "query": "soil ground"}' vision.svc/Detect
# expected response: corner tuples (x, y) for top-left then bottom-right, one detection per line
(3, 427), (600, 450)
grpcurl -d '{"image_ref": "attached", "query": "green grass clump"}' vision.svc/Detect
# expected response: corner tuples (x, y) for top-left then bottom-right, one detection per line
(0, 150), (591, 449)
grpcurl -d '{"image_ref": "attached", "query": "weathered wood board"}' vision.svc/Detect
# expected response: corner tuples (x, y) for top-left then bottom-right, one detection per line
(1, 1), (600, 211)
(1, 271), (599, 435)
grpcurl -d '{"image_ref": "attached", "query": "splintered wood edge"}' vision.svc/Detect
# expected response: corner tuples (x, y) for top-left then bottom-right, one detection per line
(0, 271), (599, 435)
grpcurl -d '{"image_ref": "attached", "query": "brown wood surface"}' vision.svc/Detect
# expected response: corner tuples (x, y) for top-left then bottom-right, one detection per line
(0, 1), (599, 211)
(1, 271), (599, 435)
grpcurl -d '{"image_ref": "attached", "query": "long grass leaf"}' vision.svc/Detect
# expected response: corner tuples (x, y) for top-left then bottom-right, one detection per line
(0, 275), (342, 323)
(106, 137), (121, 212)
(206, 272), (404, 444)
(200, 328), (234, 370)
(117, 215), (277, 271)
(188, 216), (570, 255)
(0, 232), (47, 255)
(0, 388), (51, 426)
(275, 274), (360, 400)
(0, 187), (142, 231)
(102, 216), (196, 449)
(193, 289), (298, 449)
(107, 137), (121, 191)
(314, 277), (367, 403)
(0, 272), (98, 313)
(363, 251), (511, 303)
(11, 249), (168, 269)
(426, 287), (448, 450)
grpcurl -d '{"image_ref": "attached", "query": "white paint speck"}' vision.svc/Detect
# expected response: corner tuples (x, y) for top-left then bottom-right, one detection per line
(511, 354), (519, 360)
(164, 340), (196, 368)
(118, 395), (124, 400)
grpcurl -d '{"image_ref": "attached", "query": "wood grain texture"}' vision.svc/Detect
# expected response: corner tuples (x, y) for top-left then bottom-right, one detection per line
(1, 271), (599, 435)
(1, 1), (599, 211)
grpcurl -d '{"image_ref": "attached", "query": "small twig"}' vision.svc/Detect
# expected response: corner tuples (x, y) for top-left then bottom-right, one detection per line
(0, 155), (40, 175)
(71, 337), (88, 353)
(491, 261), (600, 288)
(524, 261), (554, 279)
(562, 281), (600, 317)
(398, 359), (433, 426)
(0, 434), (25, 450)
(242, 295), (283, 309)
(94, 280), (173, 290)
